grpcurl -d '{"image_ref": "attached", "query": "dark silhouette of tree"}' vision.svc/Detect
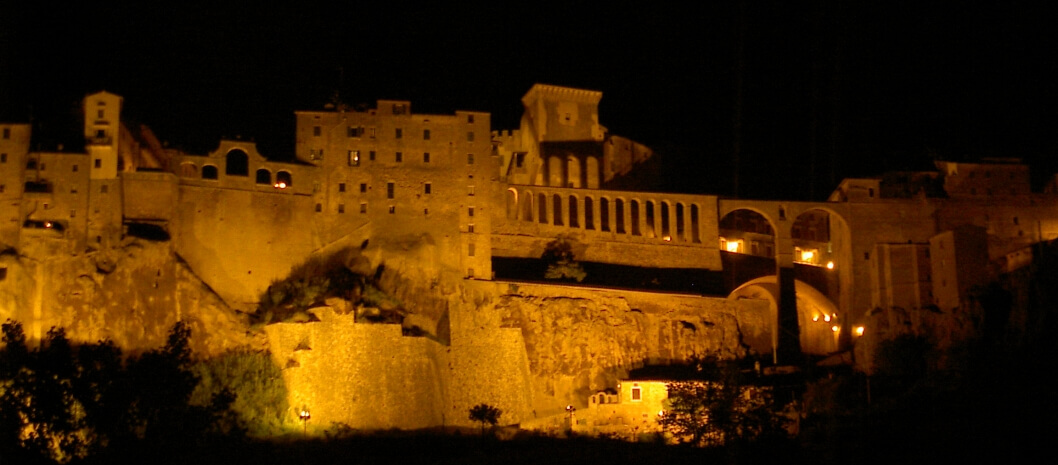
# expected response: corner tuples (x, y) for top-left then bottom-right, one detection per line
(468, 403), (501, 437)
(542, 237), (586, 282)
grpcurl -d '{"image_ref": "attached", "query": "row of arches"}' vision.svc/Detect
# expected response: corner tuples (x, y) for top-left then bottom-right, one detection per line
(179, 161), (293, 187)
(542, 154), (601, 188)
(506, 188), (702, 243)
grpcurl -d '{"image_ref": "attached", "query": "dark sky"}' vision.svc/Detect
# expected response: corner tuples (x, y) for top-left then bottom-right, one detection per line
(2, 2), (1054, 200)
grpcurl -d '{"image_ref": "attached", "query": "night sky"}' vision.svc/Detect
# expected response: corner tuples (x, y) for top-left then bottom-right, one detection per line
(2, 2), (1054, 200)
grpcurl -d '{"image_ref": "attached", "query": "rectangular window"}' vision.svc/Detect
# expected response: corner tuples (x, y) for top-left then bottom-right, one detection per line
(360, 183), (367, 193)
(423, 129), (430, 140)
(347, 126), (363, 138)
(2, 128), (8, 139)
(94, 159), (102, 168)
(360, 202), (367, 213)
(467, 131), (474, 142)
(70, 186), (77, 194)
(467, 115), (474, 124)
(423, 152), (430, 163)
(388, 206), (395, 214)
(339, 183), (346, 193)
(369, 151), (376, 161)
(348, 150), (360, 166)
(0, 185), (4, 193)
(392, 104), (406, 115)
(631, 385), (642, 401)
(313, 126), (321, 136)
(468, 206), (475, 217)
(315, 203), (322, 212)
(97, 109), (104, 119)
(468, 223), (475, 233)
(70, 209), (76, 218)
(395, 128), (403, 139)
(1, 153), (6, 163)
(424, 183), (431, 194)
(467, 153), (474, 165)
(468, 243), (475, 257)
(369, 127), (376, 138)
(100, 185), (108, 194)
(468, 185), (474, 196)
(396, 152), (403, 162)
(72, 165), (78, 172)
(387, 182), (394, 199)
(338, 204), (345, 214)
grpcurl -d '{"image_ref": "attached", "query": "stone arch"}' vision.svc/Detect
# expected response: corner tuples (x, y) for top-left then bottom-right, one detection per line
(675, 202), (686, 241)
(718, 208), (777, 258)
(552, 193), (563, 226)
(599, 197), (610, 232)
(645, 200), (656, 238)
(615, 198), (626, 234)
(629, 199), (640, 235)
(179, 162), (198, 178)
(255, 168), (272, 185)
(506, 188), (519, 220)
(586, 156), (600, 188)
(548, 155), (564, 187)
(523, 189), (534, 221)
(537, 192), (548, 224)
(568, 195), (579, 228)
(790, 206), (853, 332)
(661, 201), (672, 240)
(202, 165), (219, 180)
(690, 203), (701, 243)
(729, 277), (841, 356)
(276, 170), (292, 187)
(567, 155), (581, 188)
(584, 196), (595, 230)
(225, 149), (249, 176)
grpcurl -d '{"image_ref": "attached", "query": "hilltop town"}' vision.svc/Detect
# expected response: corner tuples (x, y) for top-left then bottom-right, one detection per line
(1, 84), (1056, 433)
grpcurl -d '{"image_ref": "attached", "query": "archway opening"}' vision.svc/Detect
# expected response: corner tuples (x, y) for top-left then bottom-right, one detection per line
(226, 149), (249, 176)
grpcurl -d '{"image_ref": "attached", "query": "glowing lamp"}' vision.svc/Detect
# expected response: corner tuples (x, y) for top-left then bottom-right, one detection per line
(831, 325), (839, 332)
(812, 315), (819, 322)
(824, 314), (831, 322)
(801, 250), (815, 262)
(663, 235), (671, 242)
(826, 261), (834, 269)
(274, 182), (287, 189)
(44, 222), (53, 228)
(855, 326), (865, 336)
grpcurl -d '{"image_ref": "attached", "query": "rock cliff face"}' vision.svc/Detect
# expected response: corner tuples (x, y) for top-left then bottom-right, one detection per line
(0, 239), (260, 355)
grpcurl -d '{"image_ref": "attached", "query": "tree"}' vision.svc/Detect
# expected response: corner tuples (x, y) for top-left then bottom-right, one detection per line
(658, 362), (785, 447)
(542, 237), (586, 282)
(467, 403), (501, 437)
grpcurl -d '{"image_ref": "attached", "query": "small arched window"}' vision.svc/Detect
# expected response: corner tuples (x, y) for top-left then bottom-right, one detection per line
(255, 169), (272, 185)
(276, 171), (292, 187)
(202, 165), (219, 180)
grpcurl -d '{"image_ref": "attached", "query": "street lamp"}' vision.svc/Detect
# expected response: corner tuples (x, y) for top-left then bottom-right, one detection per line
(565, 405), (576, 430)
(299, 409), (311, 435)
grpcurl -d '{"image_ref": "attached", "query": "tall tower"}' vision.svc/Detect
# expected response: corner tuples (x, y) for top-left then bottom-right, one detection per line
(83, 91), (123, 247)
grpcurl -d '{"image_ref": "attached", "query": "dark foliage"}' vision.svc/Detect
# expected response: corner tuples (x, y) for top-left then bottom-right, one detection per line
(0, 320), (235, 463)
(468, 404), (502, 437)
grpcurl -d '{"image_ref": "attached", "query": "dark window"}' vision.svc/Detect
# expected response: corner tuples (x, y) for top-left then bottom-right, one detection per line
(315, 203), (322, 212)
(468, 223), (475, 233)
(387, 182), (394, 199)
(468, 207), (475, 217)
(423, 129), (430, 140)
(467, 132), (474, 141)
(255, 169), (271, 185)
(100, 185), (108, 194)
(313, 126), (321, 136)
(339, 183), (346, 192)
(276, 171), (292, 187)
(360, 203), (367, 213)
(347, 126), (362, 138)
(338, 204), (345, 214)
(424, 183), (431, 194)
(369, 151), (376, 161)
(467, 114), (474, 124)
(202, 165), (218, 179)
(1, 128), (8, 139)
(94, 159), (101, 168)
(388, 206), (395, 214)
(360, 183), (367, 193)
(26, 159), (36, 169)
(0, 153), (6, 163)
(423, 152), (430, 163)
(467, 153), (474, 165)
(225, 149), (249, 176)
(395, 128), (403, 139)
(72, 165), (78, 172)
(396, 152), (403, 163)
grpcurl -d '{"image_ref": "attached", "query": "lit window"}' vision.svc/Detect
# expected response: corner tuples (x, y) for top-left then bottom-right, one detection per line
(348, 150), (360, 166)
